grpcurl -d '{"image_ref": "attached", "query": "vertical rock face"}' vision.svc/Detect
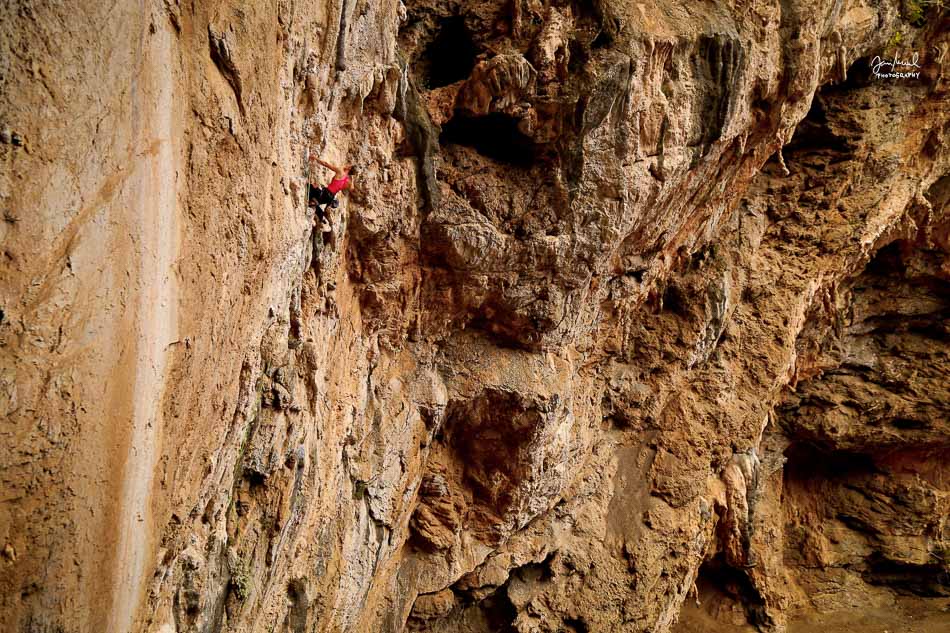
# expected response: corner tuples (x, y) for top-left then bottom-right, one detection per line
(0, 1), (947, 632)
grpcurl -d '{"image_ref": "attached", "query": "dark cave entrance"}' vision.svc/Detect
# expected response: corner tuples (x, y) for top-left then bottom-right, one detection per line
(440, 113), (537, 166)
(764, 55), (874, 174)
(661, 283), (689, 316)
(423, 16), (478, 88)
(864, 555), (950, 597)
(782, 95), (855, 155)
(674, 553), (769, 632)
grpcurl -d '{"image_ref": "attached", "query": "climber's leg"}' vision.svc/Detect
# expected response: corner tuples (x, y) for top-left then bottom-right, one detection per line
(308, 186), (334, 211)
(318, 187), (336, 208)
(308, 184), (337, 208)
(307, 184), (320, 209)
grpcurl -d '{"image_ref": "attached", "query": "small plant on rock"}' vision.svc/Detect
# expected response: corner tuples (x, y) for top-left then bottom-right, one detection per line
(229, 556), (252, 602)
(904, 0), (946, 26)
(887, 30), (904, 53)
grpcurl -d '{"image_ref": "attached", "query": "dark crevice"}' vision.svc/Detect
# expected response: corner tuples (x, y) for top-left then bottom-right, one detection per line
(423, 17), (478, 88)
(564, 616), (590, 632)
(823, 55), (875, 94)
(208, 27), (245, 116)
(783, 96), (855, 155)
(889, 417), (929, 430)
(243, 470), (267, 487)
(687, 554), (771, 629)
(924, 173), (950, 207)
(568, 38), (589, 73)
(782, 441), (878, 476)
(662, 284), (689, 316)
(907, 319), (950, 342)
(440, 113), (538, 166)
(863, 555), (950, 597)
(835, 512), (874, 533)
(285, 579), (309, 633)
(516, 551), (558, 584)
(591, 29), (611, 49)
(481, 586), (518, 633)
(863, 240), (906, 276)
(694, 34), (741, 147)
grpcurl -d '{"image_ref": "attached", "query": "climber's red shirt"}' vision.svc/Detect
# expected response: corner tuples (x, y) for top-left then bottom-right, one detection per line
(327, 174), (349, 195)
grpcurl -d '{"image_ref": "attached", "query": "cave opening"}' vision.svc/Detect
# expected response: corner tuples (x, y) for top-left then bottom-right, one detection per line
(563, 616), (590, 633)
(863, 240), (907, 277)
(864, 554), (950, 597)
(480, 585), (518, 633)
(889, 417), (929, 430)
(783, 96), (855, 155)
(674, 554), (769, 631)
(782, 441), (878, 479)
(824, 55), (875, 94)
(423, 16), (478, 88)
(662, 284), (689, 316)
(286, 579), (309, 633)
(440, 113), (537, 166)
(591, 29), (612, 49)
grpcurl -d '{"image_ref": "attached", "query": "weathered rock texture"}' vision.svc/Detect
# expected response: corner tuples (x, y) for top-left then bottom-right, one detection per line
(1, 1), (948, 632)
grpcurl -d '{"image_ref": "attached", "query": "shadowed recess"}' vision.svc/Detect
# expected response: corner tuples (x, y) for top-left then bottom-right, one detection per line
(440, 113), (537, 166)
(424, 16), (478, 88)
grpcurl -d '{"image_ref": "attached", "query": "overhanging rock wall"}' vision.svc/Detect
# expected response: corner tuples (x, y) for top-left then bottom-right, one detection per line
(0, 1), (947, 632)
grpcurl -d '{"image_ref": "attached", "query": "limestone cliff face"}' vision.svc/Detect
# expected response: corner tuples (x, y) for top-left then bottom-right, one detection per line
(1, 1), (947, 632)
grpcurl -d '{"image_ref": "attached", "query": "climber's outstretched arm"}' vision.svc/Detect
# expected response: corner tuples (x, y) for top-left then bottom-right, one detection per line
(310, 154), (346, 179)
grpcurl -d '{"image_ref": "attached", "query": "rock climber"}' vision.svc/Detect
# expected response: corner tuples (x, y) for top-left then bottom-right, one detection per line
(308, 155), (356, 232)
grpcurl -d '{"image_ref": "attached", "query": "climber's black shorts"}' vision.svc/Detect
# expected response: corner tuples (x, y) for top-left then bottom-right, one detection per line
(308, 184), (336, 208)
